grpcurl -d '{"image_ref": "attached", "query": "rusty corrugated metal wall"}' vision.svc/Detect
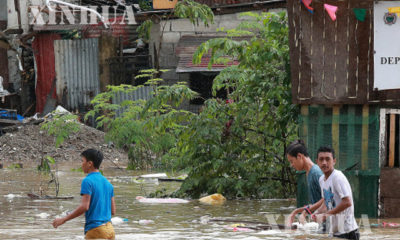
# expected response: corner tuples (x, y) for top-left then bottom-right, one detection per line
(54, 38), (100, 111)
(83, 16), (139, 48)
(32, 34), (62, 113)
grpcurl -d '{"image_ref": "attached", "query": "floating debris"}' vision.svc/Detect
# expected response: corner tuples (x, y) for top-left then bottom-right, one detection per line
(139, 173), (167, 178)
(138, 219), (154, 225)
(136, 196), (189, 204)
(5, 193), (16, 199)
(36, 213), (50, 219)
(199, 194), (226, 205)
(111, 217), (129, 225)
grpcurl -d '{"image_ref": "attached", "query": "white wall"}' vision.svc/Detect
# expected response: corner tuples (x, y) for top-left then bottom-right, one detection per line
(0, 0), (7, 21)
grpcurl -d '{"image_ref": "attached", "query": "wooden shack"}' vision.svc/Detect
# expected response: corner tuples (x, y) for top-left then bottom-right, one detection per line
(287, 0), (400, 218)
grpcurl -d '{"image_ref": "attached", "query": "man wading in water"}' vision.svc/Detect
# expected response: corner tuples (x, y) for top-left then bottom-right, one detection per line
(285, 140), (323, 226)
(52, 149), (116, 239)
(305, 146), (359, 240)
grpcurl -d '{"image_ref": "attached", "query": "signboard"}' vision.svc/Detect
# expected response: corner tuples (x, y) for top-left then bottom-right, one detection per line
(374, 1), (400, 90)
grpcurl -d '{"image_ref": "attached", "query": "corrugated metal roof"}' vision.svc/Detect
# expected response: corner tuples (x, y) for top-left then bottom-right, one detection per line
(112, 85), (153, 117)
(175, 35), (248, 73)
(54, 38), (100, 111)
(32, 33), (62, 113)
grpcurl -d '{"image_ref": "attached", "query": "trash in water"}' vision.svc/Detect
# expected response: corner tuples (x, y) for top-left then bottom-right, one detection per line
(199, 194), (226, 205)
(138, 219), (154, 225)
(139, 173), (167, 178)
(371, 222), (400, 228)
(199, 215), (210, 224)
(256, 230), (282, 235)
(55, 210), (72, 218)
(5, 194), (16, 199)
(111, 217), (129, 225)
(36, 213), (50, 219)
(133, 177), (159, 185)
(224, 224), (253, 232)
(136, 196), (189, 204)
(230, 223), (245, 227)
(292, 222), (319, 231)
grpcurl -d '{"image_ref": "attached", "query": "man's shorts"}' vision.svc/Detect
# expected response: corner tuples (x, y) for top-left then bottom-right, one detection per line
(85, 222), (115, 240)
(333, 228), (360, 240)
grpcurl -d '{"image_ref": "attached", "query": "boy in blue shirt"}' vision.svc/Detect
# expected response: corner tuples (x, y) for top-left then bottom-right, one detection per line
(52, 149), (116, 239)
(285, 140), (323, 226)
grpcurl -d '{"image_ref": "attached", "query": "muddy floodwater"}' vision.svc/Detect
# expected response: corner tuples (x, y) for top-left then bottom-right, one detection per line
(0, 168), (399, 240)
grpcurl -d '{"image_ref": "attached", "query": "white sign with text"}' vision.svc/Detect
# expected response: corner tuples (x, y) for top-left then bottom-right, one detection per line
(374, 1), (400, 90)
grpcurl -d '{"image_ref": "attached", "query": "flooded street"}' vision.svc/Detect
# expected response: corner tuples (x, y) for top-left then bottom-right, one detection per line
(0, 168), (399, 240)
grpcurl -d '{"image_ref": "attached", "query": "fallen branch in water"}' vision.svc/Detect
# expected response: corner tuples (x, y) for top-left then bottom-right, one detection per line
(158, 178), (184, 182)
(27, 193), (74, 200)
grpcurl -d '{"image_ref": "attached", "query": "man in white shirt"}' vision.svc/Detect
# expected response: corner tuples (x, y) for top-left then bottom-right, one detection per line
(303, 146), (359, 240)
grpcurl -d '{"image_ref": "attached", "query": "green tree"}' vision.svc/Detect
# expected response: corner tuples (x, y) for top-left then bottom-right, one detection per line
(40, 112), (81, 196)
(172, 11), (298, 199)
(85, 69), (198, 170)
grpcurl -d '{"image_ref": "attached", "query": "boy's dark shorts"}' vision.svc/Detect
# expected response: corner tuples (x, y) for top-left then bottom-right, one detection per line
(333, 228), (360, 240)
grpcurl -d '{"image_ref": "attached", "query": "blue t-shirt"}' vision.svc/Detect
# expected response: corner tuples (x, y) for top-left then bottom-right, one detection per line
(80, 172), (114, 233)
(307, 164), (323, 204)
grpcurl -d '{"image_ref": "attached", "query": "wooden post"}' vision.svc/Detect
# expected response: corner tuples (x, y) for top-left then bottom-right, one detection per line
(332, 105), (340, 166)
(389, 114), (396, 168)
(300, 105), (309, 143)
(347, 105), (356, 168)
(99, 34), (117, 92)
(361, 105), (369, 170)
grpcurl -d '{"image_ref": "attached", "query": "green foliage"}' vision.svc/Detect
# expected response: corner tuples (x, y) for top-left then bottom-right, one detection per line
(91, 11), (298, 199)
(7, 163), (22, 169)
(37, 156), (55, 172)
(71, 167), (83, 172)
(139, 0), (152, 11)
(171, 11), (298, 199)
(41, 113), (81, 148)
(38, 112), (81, 196)
(85, 69), (198, 170)
(174, 0), (214, 27)
(147, 188), (169, 198)
(137, 20), (153, 43)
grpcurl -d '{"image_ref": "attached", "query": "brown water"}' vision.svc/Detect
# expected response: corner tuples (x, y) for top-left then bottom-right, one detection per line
(0, 168), (399, 240)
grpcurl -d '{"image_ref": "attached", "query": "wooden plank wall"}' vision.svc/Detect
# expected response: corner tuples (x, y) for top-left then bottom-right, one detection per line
(288, 0), (400, 105)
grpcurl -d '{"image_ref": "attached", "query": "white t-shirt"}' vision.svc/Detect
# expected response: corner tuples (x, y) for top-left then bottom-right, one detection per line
(319, 170), (358, 234)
